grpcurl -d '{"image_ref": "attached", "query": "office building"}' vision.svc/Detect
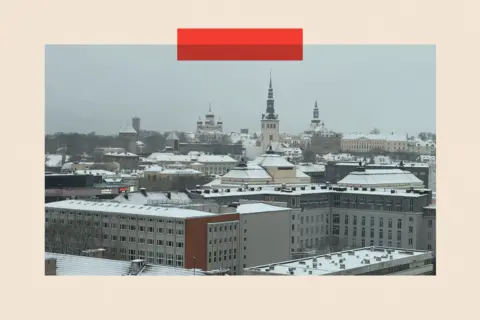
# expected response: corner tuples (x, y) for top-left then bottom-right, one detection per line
(244, 246), (434, 275)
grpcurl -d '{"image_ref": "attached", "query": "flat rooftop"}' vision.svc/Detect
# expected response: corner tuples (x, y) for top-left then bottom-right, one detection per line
(246, 247), (431, 276)
(236, 203), (290, 215)
(195, 185), (431, 199)
(45, 200), (221, 219)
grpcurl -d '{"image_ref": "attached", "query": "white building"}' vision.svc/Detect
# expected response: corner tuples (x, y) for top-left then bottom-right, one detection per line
(337, 168), (424, 189)
(145, 152), (237, 176)
(243, 246), (434, 275)
(341, 133), (408, 153)
(206, 202), (292, 274)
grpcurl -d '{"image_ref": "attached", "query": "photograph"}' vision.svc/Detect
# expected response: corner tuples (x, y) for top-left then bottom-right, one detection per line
(44, 44), (436, 276)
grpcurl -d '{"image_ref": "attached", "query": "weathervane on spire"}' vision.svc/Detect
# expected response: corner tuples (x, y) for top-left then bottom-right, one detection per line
(209, 102), (212, 112)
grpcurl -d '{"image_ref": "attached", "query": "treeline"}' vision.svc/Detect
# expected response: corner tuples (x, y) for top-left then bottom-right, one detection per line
(45, 131), (188, 156)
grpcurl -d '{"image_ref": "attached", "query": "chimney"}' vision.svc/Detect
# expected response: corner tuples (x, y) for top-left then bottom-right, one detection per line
(131, 259), (146, 275)
(45, 257), (57, 276)
(140, 188), (147, 197)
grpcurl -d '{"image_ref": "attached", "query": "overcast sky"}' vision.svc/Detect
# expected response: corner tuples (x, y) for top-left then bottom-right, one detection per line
(45, 45), (435, 136)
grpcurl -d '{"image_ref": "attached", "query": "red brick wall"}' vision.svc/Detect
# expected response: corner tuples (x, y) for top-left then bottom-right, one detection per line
(185, 214), (239, 270)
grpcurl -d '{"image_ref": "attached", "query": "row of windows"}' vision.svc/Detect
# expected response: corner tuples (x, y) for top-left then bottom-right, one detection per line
(209, 224), (237, 232)
(101, 235), (184, 248)
(296, 214), (417, 229)
(46, 210), (184, 224)
(209, 236), (237, 245)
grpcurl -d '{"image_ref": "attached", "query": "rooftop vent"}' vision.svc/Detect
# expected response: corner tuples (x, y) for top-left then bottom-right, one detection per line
(353, 187), (359, 190)
(320, 186), (327, 190)
(301, 186), (305, 190)
(340, 264), (346, 269)
(347, 251), (355, 255)
(257, 187), (262, 191)
(390, 190), (395, 194)
(292, 187), (296, 191)
(212, 189), (219, 193)
(204, 189), (210, 194)
(362, 187), (367, 191)
(249, 188), (254, 191)
(299, 261), (306, 265)
(225, 189), (230, 192)
(308, 270), (313, 275)
(364, 259), (371, 264)
(140, 188), (147, 196)
(237, 188), (243, 192)
(375, 257), (382, 262)
(370, 188), (376, 192)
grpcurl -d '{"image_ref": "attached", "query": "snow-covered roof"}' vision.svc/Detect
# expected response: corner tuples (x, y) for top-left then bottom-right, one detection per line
(236, 203), (290, 214)
(45, 200), (218, 219)
(119, 122), (137, 134)
(113, 191), (192, 205)
(159, 169), (202, 175)
(45, 252), (204, 276)
(104, 152), (139, 157)
(337, 169), (424, 188)
(342, 133), (407, 141)
(296, 163), (326, 173)
(74, 169), (116, 176)
(166, 131), (179, 140)
(245, 247), (431, 276)
(144, 165), (164, 172)
(253, 153), (295, 168)
(147, 153), (237, 164)
(45, 154), (71, 168)
(221, 165), (273, 181)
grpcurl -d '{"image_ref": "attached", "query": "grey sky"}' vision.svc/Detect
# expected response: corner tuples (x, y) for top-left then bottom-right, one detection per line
(45, 45), (435, 136)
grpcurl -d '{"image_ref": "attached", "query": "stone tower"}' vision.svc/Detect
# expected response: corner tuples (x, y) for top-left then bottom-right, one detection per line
(119, 122), (138, 153)
(261, 71), (280, 151)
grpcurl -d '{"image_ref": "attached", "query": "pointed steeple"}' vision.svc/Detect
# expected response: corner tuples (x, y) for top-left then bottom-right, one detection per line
(312, 100), (320, 124)
(265, 71), (276, 119)
(268, 70), (274, 100)
(209, 103), (212, 113)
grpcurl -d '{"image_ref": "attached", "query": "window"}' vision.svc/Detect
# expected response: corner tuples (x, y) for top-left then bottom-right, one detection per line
(120, 224), (126, 230)
(370, 217), (374, 227)
(397, 219), (402, 229)
(408, 238), (413, 245)
(427, 244), (432, 250)
(388, 219), (393, 228)
(111, 235), (117, 241)
(427, 232), (432, 240)
(428, 220), (433, 228)
(369, 240), (374, 246)
(379, 218), (383, 228)
(129, 225), (136, 231)
(370, 229), (374, 238)
(139, 238), (145, 244)
(176, 242), (184, 248)
(120, 236), (126, 242)
(148, 227), (154, 233)
(168, 229), (173, 235)
(388, 230), (392, 240)
(361, 239), (365, 247)
(353, 216), (357, 225)
(176, 229), (184, 235)
(291, 236), (295, 244)
(408, 226), (413, 233)
(361, 228), (365, 237)
(167, 241), (173, 247)
(344, 226), (348, 236)
(156, 240), (164, 246)
(103, 222), (108, 228)
(333, 226), (340, 235)
(345, 215), (349, 225)
(301, 217), (304, 224)
(102, 234), (108, 240)
(361, 216), (366, 226)
(409, 217), (414, 222)
(353, 227), (357, 237)
(147, 239), (154, 245)
(397, 231), (402, 241)
(157, 227), (163, 233)
(128, 237), (136, 243)
(292, 214), (295, 220)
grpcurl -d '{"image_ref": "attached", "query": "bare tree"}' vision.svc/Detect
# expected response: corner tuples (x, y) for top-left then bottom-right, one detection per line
(45, 220), (101, 255)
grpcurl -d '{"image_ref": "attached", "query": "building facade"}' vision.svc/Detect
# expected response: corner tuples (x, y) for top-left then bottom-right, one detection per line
(341, 133), (408, 153)
(191, 186), (435, 256)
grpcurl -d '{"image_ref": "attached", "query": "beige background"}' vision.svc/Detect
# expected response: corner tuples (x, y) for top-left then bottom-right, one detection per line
(0, 0), (476, 317)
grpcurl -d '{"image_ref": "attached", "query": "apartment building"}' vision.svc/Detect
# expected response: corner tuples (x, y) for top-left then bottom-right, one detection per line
(244, 246), (434, 276)
(341, 133), (408, 153)
(189, 185), (435, 256)
(45, 200), (292, 275)
(44, 200), (239, 273)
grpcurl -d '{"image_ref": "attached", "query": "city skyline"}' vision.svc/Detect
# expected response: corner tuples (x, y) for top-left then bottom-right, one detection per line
(45, 45), (436, 135)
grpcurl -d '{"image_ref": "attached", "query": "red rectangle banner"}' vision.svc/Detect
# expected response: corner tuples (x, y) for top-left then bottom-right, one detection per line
(177, 28), (303, 61)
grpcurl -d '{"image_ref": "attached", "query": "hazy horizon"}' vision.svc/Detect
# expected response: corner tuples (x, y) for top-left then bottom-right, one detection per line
(45, 45), (436, 136)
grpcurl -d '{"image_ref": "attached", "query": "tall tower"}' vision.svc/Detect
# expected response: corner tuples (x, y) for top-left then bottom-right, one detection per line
(261, 71), (280, 152)
(311, 100), (321, 127)
(132, 117), (141, 140)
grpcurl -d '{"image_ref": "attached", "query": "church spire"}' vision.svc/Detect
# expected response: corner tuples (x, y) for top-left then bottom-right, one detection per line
(268, 70), (274, 100)
(312, 100), (320, 124)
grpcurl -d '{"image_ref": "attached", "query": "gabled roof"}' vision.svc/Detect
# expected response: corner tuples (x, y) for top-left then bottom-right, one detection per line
(119, 122), (137, 134)
(166, 131), (179, 140)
